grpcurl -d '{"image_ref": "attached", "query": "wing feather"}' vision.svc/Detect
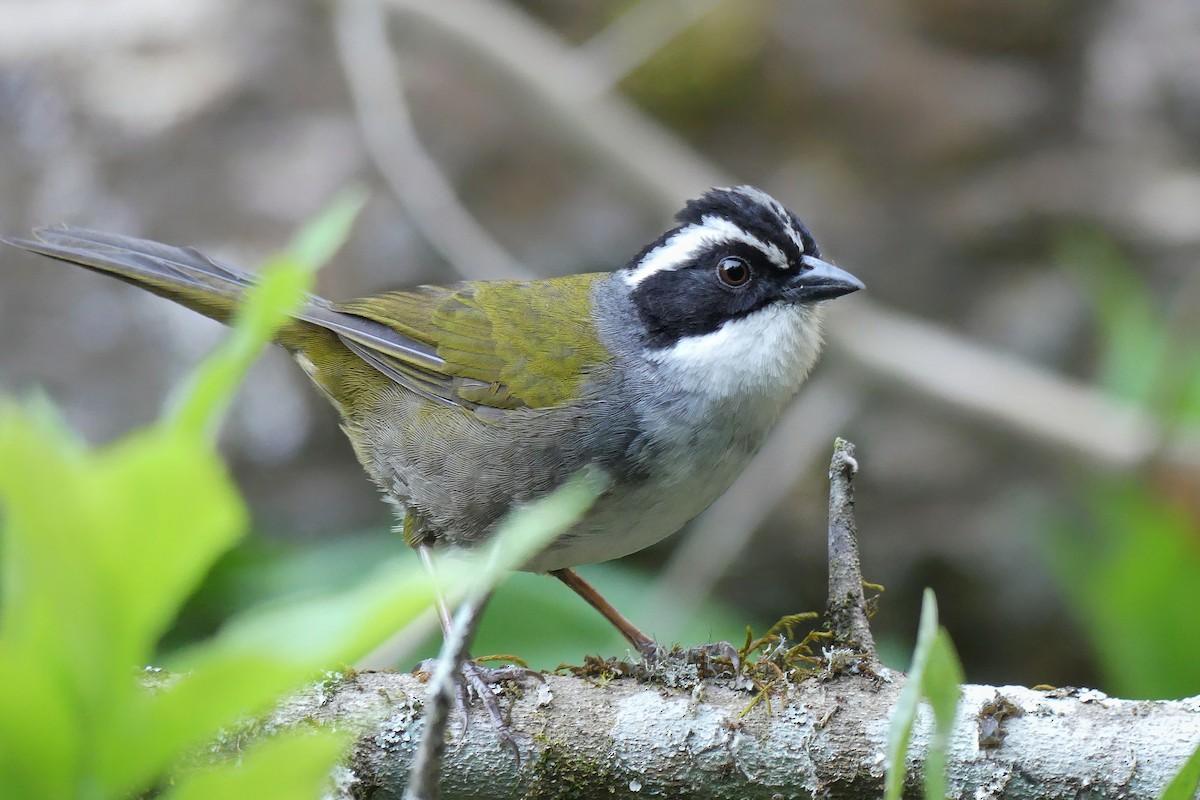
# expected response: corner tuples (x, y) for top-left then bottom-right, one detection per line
(331, 273), (609, 412)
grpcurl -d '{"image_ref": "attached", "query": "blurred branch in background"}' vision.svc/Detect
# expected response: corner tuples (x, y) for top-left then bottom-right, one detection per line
(572, 0), (723, 98)
(362, 0), (729, 209)
(831, 301), (1193, 470)
(0, 0), (215, 62)
(333, 0), (528, 281)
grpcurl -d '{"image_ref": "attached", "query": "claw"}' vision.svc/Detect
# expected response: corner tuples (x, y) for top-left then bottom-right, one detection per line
(461, 659), (532, 764)
(412, 657), (438, 675)
(413, 658), (473, 732)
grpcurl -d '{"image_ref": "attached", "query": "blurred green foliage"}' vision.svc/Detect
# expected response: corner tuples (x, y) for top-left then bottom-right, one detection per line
(1054, 481), (1200, 700)
(620, 3), (773, 135)
(1061, 229), (1200, 421)
(1053, 230), (1200, 701)
(0, 192), (367, 798)
(1160, 740), (1200, 800)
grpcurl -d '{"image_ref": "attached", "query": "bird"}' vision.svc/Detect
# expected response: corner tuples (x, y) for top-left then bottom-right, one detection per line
(3, 185), (862, 723)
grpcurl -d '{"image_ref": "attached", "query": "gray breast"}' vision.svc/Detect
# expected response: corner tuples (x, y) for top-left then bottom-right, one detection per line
(351, 375), (641, 554)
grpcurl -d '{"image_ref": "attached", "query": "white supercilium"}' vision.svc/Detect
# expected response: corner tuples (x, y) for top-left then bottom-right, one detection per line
(623, 215), (791, 287)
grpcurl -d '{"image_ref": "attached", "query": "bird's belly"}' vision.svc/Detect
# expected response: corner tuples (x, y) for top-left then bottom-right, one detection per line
(521, 433), (758, 572)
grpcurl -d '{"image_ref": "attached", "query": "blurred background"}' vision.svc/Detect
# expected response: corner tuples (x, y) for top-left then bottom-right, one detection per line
(1, 0), (1197, 698)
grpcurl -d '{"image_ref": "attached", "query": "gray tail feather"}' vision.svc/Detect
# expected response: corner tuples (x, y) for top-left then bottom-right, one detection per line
(2, 225), (257, 307)
(4, 225), (446, 371)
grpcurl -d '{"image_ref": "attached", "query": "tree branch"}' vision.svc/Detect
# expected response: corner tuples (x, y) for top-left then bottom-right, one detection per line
(297, 670), (1199, 799)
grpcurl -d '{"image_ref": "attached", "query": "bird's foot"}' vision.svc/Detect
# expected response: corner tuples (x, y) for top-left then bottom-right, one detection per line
(414, 657), (542, 760)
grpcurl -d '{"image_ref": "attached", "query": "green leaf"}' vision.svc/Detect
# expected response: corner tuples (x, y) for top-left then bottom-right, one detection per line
(168, 531), (754, 671)
(885, 589), (963, 800)
(1179, 351), (1200, 423)
(1159, 740), (1200, 800)
(0, 652), (78, 799)
(163, 728), (350, 800)
(0, 188), (607, 800)
(166, 256), (306, 440)
(98, 556), (429, 795)
(475, 468), (609, 582)
(170, 559), (431, 675)
(0, 401), (248, 794)
(99, 657), (310, 797)
(110, 471), (603, 796)
(174, 469), (605, 677)
(920, 631), (964, 800)
(88, 431), (244, 674)
(884, 590), (936, 800)
(285, 186), (368, 270)
(0, 401), (249, 797)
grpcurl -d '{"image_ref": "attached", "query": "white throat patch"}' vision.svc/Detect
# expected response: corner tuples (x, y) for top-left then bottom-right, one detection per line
(644, 302), (825, 401)
(623, 215), (791, 287)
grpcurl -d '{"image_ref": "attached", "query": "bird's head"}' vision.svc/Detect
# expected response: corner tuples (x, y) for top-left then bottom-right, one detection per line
(613, 185), (863, 400)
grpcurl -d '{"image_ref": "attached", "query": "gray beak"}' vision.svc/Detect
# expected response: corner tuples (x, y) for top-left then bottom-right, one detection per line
(785, 255), (865, 303)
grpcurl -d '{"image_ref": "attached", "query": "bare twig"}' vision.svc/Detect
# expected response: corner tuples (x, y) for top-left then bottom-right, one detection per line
(825, 438), (877, 660)
(404, 593), (490, 800)
(371, 0), (1200, 473)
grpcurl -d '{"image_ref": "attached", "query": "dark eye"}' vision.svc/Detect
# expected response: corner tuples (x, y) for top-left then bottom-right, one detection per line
(717, 256), (752, 287)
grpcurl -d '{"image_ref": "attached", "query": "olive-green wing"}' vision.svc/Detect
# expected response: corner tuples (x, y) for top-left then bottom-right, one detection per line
(334, 273), (611, 412)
